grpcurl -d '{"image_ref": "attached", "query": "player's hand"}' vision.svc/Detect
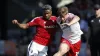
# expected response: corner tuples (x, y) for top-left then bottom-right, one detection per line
(12, 19), (19, 24)
(61, 23), (70, 26)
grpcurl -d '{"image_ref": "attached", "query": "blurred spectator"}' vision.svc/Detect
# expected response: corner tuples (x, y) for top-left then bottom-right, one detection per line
(79, 14), (90, 56)
(91, 0), (100, 5)
(87, 4), (100, 56)
(68, 3), (80, 16)
(80, 15), (88, 43)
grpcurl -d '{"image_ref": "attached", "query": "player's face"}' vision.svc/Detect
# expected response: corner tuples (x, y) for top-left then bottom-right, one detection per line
(59, 12), (66, 18)
(96, 9), (100, 15)
(43, 10), (52, 20)
(58, 9), (67, 18)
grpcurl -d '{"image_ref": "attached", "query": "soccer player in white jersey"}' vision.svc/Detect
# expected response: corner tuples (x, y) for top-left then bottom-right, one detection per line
(53, 6), (83, 56)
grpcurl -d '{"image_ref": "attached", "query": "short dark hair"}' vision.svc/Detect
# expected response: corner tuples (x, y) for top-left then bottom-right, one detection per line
(42, 4), (52, 10)
(94, 4), (100, 10)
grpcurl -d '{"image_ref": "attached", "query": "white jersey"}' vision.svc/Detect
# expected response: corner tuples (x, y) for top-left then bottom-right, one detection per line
(57, 13), (83, 44)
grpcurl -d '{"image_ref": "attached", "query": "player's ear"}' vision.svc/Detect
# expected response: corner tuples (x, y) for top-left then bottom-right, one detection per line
(50, 10), (52, 13)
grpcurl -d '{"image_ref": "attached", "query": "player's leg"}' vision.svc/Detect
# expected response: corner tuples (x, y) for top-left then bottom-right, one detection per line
(27, 41), (38, 56)
(53, 42), (70, 56)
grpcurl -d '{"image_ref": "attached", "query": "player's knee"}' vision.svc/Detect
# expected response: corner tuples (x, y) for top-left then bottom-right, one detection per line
(59, 43), (70, 55)
(60, 43), (69, 51)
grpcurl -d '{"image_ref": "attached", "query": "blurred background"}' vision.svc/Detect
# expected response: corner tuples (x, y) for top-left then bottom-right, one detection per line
(0, 0), (100, 56)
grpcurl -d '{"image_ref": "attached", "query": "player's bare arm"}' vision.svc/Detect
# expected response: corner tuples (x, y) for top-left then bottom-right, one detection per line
(61, 15), (80, 26)
(12, 19), (29, 29)
(68, 15), (80, 25)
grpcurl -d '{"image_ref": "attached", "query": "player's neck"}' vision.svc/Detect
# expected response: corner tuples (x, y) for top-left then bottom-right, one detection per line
(61, 18), (66, 24)
(61, 15), (67, 21)
(43, 16), (51, 20)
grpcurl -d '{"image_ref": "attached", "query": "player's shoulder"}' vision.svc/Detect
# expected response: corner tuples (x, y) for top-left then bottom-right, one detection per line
(67, 13), (76, 18)
(50, 16), (57, 20)
(30, 16), (42, 22)
(57, 16), (60, 20)
(34, 16), (42, 19)
(33, 16), (43, 20)
(68, 13), (75, 16)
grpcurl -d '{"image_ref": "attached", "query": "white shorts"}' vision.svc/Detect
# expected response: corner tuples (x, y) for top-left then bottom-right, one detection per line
(27, 41), (48, 56)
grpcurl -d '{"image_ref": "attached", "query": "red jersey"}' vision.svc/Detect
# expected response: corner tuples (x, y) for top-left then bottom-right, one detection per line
(27, 16), (57, 46)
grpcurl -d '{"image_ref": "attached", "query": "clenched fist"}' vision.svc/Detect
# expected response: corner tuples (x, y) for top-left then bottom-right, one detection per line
(12, 19), (19, 24)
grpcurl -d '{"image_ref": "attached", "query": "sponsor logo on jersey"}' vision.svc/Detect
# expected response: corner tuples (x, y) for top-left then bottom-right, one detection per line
(44, 25), (56, 28)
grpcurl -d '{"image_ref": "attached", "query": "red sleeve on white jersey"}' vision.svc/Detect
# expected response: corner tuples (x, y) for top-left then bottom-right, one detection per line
(27, 17), (40, 27)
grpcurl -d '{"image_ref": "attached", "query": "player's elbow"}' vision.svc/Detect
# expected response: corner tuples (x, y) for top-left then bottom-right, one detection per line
(22, 26), (29, 29)
(19, 24), (29, 29)
(22, 27), (28, 29)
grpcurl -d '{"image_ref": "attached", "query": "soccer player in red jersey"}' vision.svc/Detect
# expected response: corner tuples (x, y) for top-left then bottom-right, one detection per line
(12, 5), (57, 56)
(53, 6), (83, 56)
